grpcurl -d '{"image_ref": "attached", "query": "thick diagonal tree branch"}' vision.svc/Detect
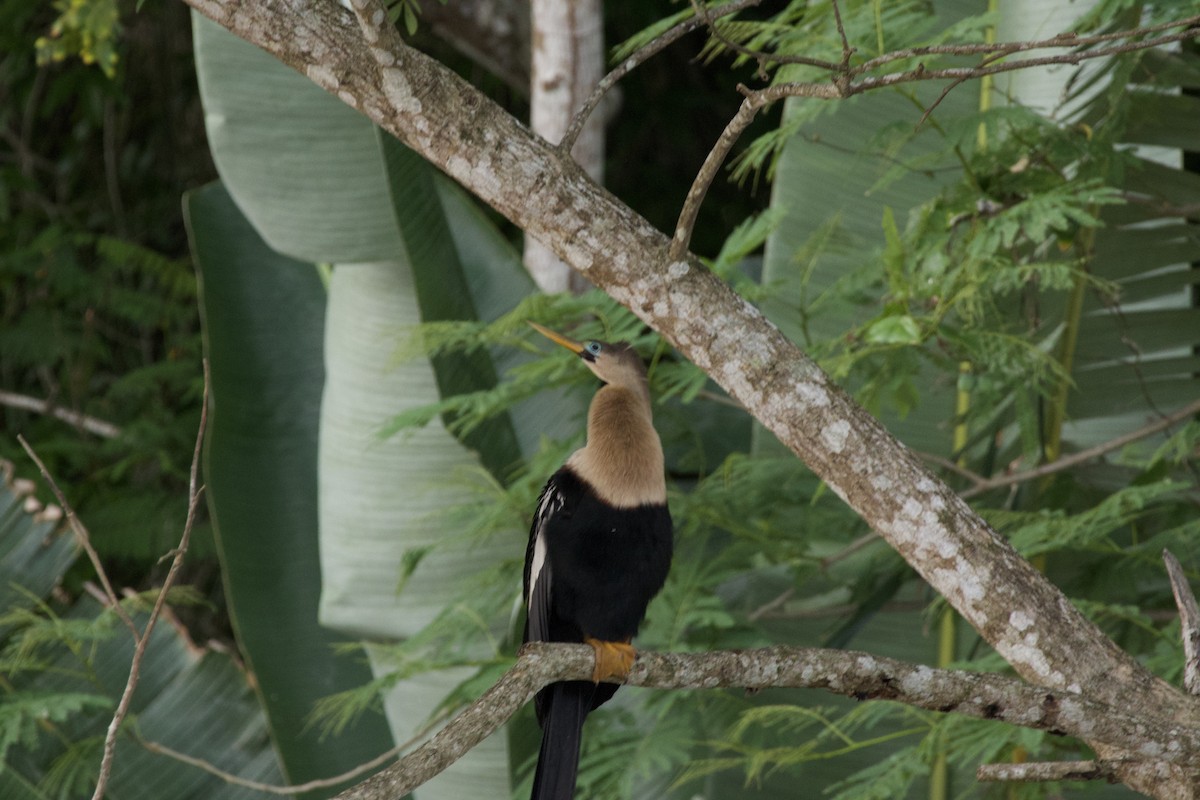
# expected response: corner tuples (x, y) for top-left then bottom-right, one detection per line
(180, 1), (1200, 794)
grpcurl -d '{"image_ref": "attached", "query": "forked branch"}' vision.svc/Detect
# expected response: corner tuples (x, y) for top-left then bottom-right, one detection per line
(668, 11), (1200, 258)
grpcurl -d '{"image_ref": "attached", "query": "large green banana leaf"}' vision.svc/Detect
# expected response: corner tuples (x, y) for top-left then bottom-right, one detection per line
(191, 13), (580, 797)
(187, 181), (391, 797)
(0, 457), (284, 799)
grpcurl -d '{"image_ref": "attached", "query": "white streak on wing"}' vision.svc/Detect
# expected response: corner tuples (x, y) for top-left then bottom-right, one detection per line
(526, 484), (562, 608)
(528, 532), (547, 608)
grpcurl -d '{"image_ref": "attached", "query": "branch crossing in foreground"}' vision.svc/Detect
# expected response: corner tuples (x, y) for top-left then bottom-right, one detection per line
(334, 643), (1200, 800)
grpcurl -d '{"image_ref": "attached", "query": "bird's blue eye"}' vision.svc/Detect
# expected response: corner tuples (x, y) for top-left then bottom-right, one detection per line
(585, 342), (603, 356)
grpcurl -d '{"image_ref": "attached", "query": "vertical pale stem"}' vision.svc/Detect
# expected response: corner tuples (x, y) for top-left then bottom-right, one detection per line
(526, 0), (605, 294)
(1044, 265), (1089, 463)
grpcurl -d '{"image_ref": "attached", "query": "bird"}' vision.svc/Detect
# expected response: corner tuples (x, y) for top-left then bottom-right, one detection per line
(523, 321), (673, 800)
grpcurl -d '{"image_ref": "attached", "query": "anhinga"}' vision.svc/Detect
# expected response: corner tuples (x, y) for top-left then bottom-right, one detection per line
(523, 322), (673, 800)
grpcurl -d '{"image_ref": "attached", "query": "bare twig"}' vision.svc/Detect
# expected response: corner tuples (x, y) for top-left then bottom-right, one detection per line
(814, 26), (1200, 98)
(959, 396), (1200, 499)
(139, 704), (449, 796)
(828, 400), (1199, 565)
(1164, 549), (1200, 696)
(687, 0), (839, 78)
(749, 597), (926, 621)
(668, 81), (838, 260)
(829, 0), (853, 74)
(977, 760), (1120, 783)
(334, 642), (1200, 799)
(0, 390), (122, 438)
(91, 360), (210, 800)
(745, 587), (794, 621)
(919, 451), (988, 485)
(852, 15), (1200, 76)
(820, 531), (880, 568)
(916, 71), (975, 128)
(560, 0), (764, 154)
(17, 436), (137, 637)
(670, 17), (1200, 258)
(688, 5), (1199, 92)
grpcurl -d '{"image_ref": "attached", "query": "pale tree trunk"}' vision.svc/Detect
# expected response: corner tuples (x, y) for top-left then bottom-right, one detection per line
(181, 0), (1200, 795)
(525, 0), (605, 294)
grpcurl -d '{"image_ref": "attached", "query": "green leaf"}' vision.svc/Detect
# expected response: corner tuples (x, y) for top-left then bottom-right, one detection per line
(192, 15), (526, 795)
(377, 134), (525, 478)
(187, 181), (392, 797)
(862, 315), (921, 345)
(0, 692), (112, 762)
(191, 14), (402, 264)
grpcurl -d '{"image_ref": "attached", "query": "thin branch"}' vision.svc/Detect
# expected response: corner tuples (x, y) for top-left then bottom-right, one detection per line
(842, 27), (1200, 96)
(91, 360), (210, 800)
(668, 81), (839, 260)
(916, 71), (975, 128)
(829, 0), (853, 75)
(139, 704), (449, 796)
(687, 0), (839, 77)
(686, 5), (1199, 90)
(334, 642), (1200, 799)
(751, 598), (926, 621)
(820, 531), (880, 568)
(560, 0), (764, 154)
(0, 390), (122, 438)
(17, 436), (137, 638)
(915, 20), (1194, 127)
(977, 760), (1120, 783)
(670, 18), (1200, 256)
(696, 388), (745, 409)
(822, 402), (1199, 569)
(746, 587), (794, 621)
(852, 14), (1200, 76)
(960, 396), (1200, 499)
(919, 451), (988, 485)
(1164, 549), (1200, 696)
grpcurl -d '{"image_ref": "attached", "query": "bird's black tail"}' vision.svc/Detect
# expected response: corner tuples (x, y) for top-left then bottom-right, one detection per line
(531, 680), (594, 800)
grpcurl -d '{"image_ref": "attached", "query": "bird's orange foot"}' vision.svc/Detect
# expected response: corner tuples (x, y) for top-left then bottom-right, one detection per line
(584, 637), (636, 683)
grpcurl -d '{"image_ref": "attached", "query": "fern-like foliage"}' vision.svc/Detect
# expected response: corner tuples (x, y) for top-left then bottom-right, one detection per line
(0, 692), (113, 763)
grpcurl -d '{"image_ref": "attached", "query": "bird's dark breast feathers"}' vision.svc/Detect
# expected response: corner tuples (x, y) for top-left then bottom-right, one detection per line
(526, 466), (673, 645)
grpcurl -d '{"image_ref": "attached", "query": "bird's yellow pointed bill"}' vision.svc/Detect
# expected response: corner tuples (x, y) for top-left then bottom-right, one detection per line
(527, 321), (586, 355)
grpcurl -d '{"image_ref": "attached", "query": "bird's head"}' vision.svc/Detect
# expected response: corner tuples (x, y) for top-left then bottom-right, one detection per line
(528, 321), (648, 390)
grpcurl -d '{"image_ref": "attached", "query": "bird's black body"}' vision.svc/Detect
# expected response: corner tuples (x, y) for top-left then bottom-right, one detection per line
(521, 323), (673, 800)
(523, 467), (672, 800)
(524, 466), (673, 711)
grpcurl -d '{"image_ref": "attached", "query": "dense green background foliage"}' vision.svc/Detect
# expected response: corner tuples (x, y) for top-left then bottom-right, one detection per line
(1, 0), (211, 570)
(3, 0), (1199, 798)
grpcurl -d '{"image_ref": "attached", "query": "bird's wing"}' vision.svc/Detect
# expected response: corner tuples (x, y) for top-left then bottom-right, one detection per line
(524, 473), (567, 645)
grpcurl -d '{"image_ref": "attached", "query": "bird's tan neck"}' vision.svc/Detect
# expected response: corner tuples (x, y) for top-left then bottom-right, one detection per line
(567, 385), (665, 509)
